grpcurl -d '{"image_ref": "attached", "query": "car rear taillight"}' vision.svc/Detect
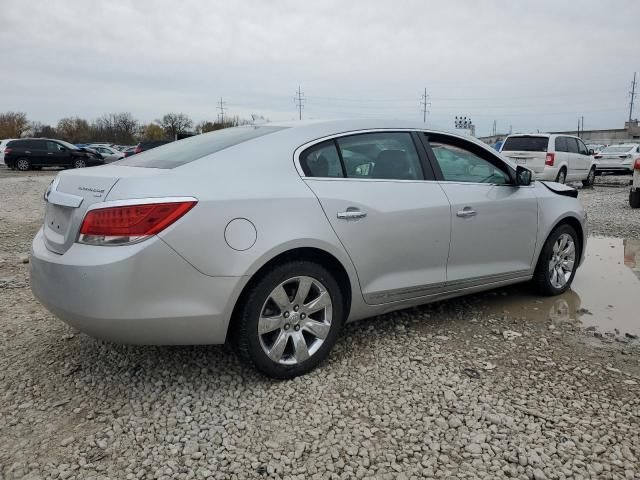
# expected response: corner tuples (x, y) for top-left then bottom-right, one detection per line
(545, 152), (555, 166)
(4, 148), (12, 155)
(134, 146), (142, 154)
(635, 159), (640, 170)
(78, 200), (197, 245)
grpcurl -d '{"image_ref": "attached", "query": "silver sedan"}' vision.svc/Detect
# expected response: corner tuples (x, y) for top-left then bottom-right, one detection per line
(30, 120), (587, 378)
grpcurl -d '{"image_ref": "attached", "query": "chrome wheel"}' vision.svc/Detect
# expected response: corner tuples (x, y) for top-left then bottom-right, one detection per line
(74, 158), (87, 168)
(548, 233), (575, 289)
(556, 169), (566, 184)
(258, 276), (332, 365)
(16, 159), (30, 171)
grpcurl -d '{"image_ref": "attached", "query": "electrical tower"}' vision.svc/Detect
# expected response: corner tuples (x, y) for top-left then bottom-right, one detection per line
(294, 86), (305, 120)
(629, 72), (637, 123)
(217, 97), (227, 124)
(420, 88), (431, 123)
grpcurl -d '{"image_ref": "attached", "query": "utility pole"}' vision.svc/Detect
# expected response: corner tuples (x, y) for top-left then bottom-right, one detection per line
(581, 116), (584, 137)
(577, 118), (580, 137)
(294, 86), (305, 120)
(629, 72), (637, 123)
(217, 97), (227, 124)
(420, 88), (431, 123)
(492, 120), (497, 136)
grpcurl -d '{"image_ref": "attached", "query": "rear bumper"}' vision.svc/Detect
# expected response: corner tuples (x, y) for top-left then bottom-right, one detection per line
(30, 229), (243, 345)
(533, 166), (560, 181)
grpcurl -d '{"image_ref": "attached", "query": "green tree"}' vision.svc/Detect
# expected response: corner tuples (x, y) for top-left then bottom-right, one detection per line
(142, 123), (167, 141)
(0, 111), (29, 138)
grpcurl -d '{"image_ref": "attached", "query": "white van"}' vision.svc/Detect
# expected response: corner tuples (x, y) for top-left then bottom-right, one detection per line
(500, 134), (596, 186)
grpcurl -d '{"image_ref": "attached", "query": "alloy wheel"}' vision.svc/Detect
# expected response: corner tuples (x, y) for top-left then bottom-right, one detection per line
(548, 233), (576, 289)
(258, 276), (332, 365)
(74, 159), (87, 168)
(17, 159), (30, 171)
(556, 170), (566, 184)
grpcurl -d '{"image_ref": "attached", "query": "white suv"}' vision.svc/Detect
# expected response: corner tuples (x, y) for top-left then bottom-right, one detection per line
(501, 134), (596, 186)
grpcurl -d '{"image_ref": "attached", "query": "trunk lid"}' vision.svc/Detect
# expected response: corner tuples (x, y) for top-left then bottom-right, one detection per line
(43, 165), (164, 254)
(502, 150), (547, 173)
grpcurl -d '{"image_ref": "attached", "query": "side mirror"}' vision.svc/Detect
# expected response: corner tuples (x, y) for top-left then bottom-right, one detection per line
(516, 165), (532, 186)
(588, 149), (594, 155)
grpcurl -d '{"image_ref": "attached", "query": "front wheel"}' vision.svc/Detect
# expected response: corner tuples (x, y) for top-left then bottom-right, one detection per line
(582, 167), (596, 187)
(73, 158), (87, 168)
(233, 261), (345, 378)
(532, 224), (579, 296)
(630, 190), (640, 209)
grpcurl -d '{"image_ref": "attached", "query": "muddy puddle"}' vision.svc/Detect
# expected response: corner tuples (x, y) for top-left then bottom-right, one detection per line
(476, 237), (640, 338)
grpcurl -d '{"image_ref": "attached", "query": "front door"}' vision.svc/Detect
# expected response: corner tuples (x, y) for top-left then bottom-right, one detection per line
(46, 141), (69, 166)
(299, 131), (452, 305)
(423, 133), (539, 285)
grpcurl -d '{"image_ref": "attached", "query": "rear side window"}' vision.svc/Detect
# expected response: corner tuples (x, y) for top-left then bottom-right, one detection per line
(502, 136), (548, 152)
(337, 132), (423, 180)
(299, 141), (343, 178)
(117, 126), (287, 169)
(554, 137), (568, 152)
(566, 137), (580, 154)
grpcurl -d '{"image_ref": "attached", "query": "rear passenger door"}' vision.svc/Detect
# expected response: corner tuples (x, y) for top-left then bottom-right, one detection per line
(298, 131), (452, 305)
(30, 140), (49, 165)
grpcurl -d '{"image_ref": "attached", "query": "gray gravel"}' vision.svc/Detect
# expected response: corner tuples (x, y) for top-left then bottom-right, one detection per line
(1, 169), (639, 479)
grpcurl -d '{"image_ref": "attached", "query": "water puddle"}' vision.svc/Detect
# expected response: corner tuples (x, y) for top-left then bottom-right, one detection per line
(477, 237), (640, 338)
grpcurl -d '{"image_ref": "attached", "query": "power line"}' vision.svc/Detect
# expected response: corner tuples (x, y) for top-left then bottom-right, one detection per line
(294, 86), (305, 120)
(629, 72), (637, 122)
(217, 97), (227, 123)
(420, 88), (431, 123)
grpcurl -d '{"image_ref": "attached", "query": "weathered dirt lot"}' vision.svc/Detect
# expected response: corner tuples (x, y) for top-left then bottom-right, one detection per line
(1, 169), (639, 480)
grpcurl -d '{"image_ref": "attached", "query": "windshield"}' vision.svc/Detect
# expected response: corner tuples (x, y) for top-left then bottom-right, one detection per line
(502, 136), (548, 152)
(117, 126), (287, 168)
(601, 146), (634, 154)
(58, 140), (80, 150)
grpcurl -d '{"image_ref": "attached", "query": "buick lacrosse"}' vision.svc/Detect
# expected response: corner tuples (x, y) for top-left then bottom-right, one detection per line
(31, 120), (587, 378)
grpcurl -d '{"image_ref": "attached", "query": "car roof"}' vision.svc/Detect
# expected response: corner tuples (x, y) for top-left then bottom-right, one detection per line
(505, 133), (551, 138)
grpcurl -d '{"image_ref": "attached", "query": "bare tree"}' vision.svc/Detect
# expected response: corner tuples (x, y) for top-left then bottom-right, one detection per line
(0, 111), (30, 138)
(195, 115), (250, 134)
(56, 117), (91, 143)
(29, 121), (57, 138)
(158, 113), (193, 140)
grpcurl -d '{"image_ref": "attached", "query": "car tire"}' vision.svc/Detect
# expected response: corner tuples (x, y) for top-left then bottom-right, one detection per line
(630, 190), (640, 209)
(73, 158), (87, 168)
(16, 158), (31, 171)
(233, 260), (345, 379)
(582, 167), (596, 187)
(555, 168), (566, 184)
(532, 224), (579, 296)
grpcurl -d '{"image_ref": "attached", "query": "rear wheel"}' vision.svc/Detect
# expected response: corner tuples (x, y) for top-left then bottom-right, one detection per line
(630, 190), (640, 209)
(555, 168), (566, 184)
(582, 167), (596, 187)
(233, 261), (345, 378)
(16, 158), (31, 171)
(73, 158), (87, 168)
(532, 224), (579, 296)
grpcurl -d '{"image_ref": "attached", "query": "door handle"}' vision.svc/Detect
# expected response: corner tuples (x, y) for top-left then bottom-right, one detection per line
(25, 151), (31, 154)
(337, 209), (367, 220)
(456, 207), (477, 218)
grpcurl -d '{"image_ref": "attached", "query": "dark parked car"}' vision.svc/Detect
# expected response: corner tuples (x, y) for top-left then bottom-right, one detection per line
(133, 140), (173, 155)
(4, 139), (104, 171)
(121, 146), (138, 157)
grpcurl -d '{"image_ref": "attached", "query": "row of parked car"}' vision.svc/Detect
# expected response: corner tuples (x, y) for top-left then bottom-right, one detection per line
(0, 138), (172, 170)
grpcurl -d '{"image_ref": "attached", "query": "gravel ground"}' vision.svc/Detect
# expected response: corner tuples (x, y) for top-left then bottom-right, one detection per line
(1, 169), (639, 480)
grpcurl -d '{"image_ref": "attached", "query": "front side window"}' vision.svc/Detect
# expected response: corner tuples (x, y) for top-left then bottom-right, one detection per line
(430, 141), (510, 184)
(576, 139), (589, 155)
(299, 141), (343, 178)
(47, 141), (64, 152)
(336, 132), (423, 180)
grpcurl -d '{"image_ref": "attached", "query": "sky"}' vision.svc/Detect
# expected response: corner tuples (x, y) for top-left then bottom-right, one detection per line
(1, 0), (639, 137)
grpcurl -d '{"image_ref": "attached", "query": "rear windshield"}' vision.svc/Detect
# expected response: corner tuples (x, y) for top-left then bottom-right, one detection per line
(502, 136), (548, 152)
(116, 126), (288, 168)
(601, 146), (633, 154)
